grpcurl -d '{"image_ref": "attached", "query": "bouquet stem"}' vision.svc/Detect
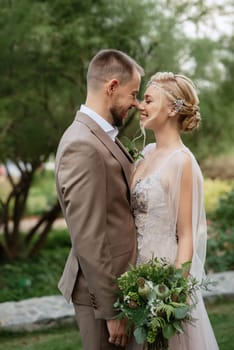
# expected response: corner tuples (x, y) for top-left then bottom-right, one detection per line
(147, 336), (169, 350)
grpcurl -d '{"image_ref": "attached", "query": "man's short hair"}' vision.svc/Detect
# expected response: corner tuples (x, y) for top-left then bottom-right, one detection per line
(87, 49), (144, 90)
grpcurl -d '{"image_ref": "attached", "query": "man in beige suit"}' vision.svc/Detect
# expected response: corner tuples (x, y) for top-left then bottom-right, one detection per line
(55, 49), (144, 349)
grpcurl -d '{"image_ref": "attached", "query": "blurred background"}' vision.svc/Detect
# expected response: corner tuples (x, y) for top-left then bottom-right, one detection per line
(0, 0), (233, 349)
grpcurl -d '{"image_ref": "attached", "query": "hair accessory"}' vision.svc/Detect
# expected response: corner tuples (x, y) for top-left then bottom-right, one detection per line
(173, 99), (184, 112)
(146, 80), (161, 88)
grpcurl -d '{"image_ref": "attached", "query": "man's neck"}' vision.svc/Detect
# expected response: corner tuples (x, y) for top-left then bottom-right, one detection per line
(85, 96), (113, 125)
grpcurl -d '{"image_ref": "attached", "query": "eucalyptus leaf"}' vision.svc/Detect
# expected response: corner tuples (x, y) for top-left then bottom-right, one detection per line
(162, 324), (176, 339)
(134, 327), (147, 344)
(175, 306), (189, 319)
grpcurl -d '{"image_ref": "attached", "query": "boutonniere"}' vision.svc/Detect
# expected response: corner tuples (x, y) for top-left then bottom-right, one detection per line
(121, 129), (145, 162)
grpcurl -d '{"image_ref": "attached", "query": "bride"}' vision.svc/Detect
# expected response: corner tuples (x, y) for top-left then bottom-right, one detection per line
(128, 72), (219, 349)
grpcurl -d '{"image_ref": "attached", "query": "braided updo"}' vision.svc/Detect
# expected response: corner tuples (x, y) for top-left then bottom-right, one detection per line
(149, 72), (201, 132)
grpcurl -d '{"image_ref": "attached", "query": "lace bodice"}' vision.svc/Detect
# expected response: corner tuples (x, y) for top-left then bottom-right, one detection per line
(132, 153), (178, 265)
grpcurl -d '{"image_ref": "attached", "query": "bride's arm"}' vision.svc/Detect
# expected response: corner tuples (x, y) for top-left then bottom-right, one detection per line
(175, 154), (193, 269)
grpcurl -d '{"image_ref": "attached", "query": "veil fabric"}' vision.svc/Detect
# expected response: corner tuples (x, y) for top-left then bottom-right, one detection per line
(129, 143), (219, 350)
(137, 143), (207, 282)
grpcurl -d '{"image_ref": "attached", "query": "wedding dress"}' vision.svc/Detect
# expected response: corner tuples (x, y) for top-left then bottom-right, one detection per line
(129, 143), (219, 350)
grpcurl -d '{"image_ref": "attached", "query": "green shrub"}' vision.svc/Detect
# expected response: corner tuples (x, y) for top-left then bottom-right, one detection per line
(203, 178), (232, 217)
(0, 229), (70, 302)
(206, 224), (234, 272)
(206, 188), (234, 272)
(211, 188), (234, 230)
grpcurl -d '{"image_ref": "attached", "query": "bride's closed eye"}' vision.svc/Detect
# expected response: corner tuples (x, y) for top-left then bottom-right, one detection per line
(145, 99), (152, 104)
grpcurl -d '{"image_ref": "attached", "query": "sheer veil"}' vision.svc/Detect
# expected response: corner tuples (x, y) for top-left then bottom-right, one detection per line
(130, 143), (219, 350)
(139, 143), (207, 281)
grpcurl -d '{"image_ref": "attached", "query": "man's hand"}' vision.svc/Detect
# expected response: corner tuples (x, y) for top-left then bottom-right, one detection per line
(107, 319), (128, 347)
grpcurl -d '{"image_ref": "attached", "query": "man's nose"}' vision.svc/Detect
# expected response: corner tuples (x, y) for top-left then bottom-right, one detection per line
(132, 98), (142, 109)
(136, 100), (144, 111)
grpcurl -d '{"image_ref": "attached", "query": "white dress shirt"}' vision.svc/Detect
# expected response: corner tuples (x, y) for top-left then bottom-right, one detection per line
(80, 105), (118, 141)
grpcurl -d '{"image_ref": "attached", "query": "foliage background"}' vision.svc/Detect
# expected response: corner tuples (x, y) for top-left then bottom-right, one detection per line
(0, 0), (233, 262)
(0, 5), (233, 349)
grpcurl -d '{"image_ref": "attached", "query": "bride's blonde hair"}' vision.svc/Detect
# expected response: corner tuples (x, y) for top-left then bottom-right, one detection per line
(148, 72), (201, 132)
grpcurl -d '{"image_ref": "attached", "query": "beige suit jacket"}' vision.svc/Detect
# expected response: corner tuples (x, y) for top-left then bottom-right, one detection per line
(55, 112), (136, 319)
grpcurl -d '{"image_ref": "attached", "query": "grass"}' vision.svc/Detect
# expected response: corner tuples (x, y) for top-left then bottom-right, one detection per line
(0, 301), (233, 350)
(206, 300), (234, 350)
(0, 324), (82, 350)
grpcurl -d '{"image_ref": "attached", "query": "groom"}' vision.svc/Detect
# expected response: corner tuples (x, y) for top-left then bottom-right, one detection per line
(55, 49), (144, 350)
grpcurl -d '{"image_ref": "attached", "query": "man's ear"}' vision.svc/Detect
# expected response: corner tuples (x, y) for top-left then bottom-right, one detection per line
(106, 79), (119, 96)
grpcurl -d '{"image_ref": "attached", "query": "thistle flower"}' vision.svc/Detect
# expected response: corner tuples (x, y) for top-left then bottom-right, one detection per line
(137, 277), (153, 299)
(114, 257), (206, 350)
(154, 283), (170, 299)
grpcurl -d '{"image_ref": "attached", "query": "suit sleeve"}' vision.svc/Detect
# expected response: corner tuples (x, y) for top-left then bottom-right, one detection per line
(57, 140), (118, 319)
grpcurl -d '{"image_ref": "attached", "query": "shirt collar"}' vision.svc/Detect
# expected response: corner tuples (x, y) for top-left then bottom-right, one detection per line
(80, 104), (118, 141)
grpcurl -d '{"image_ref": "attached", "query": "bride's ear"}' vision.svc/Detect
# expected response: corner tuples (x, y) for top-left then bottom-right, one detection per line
(168, 106), (177, 118)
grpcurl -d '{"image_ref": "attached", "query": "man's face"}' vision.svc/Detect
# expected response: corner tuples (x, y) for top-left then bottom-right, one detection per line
(110, 70), (141, 127)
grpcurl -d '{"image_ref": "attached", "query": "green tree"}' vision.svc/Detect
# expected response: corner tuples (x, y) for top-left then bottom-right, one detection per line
(0, 0), (233, 260)
(0, 0), (153, 260)
(123, 1), (234, 161)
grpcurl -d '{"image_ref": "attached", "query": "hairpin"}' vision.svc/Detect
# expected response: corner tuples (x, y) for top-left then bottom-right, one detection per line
(173, 99), (184, 112)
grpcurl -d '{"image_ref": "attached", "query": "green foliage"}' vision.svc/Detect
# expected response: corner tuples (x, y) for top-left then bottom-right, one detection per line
(0, 0), (233, 261)
(26, 170), (57, 216)
(121, 3), (234, 162)
(0, 0), (153, 165)
(114, 258), (202, 348)
(0, 0), (156, 261)
(1, 0), (233, 165)
(121, 135), (144, 162)
(206, 188), (234, 272)
(206, 225), (234, 272)
(134, 327), (147, 344)
(212, 188), (234, 230)
(203, 178), (233, 217)
(0, 229), (70, 302)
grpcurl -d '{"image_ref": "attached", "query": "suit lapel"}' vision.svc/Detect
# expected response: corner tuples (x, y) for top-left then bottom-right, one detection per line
(115, 137), (134, 163)
(75, 112), (133, 192)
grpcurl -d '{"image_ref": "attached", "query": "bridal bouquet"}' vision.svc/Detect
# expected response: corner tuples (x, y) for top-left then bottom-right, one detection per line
(114, 258), (205, 350)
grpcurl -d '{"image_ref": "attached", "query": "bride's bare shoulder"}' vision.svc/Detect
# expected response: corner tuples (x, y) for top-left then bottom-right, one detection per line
(142, 142), (156, 155)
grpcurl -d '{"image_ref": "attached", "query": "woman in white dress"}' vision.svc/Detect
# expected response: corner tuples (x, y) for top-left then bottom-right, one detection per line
(129, 72), (219, 349)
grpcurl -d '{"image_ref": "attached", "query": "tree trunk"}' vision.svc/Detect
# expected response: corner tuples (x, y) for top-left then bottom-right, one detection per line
(0, 162), (61, 261)
(27, 201), (61, 257)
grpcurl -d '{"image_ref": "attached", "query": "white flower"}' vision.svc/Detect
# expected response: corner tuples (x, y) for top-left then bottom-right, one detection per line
(124, 295), (131, 303)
